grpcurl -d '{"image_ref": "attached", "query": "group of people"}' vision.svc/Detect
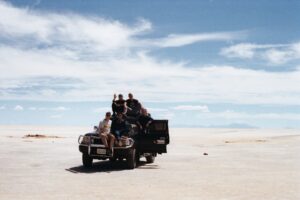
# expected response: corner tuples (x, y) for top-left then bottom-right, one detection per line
(97, 93), (153, 155)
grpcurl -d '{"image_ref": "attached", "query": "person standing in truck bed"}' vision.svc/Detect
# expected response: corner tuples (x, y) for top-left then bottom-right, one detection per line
(126, 93), (141, 117)
(112, 94), (127, 116)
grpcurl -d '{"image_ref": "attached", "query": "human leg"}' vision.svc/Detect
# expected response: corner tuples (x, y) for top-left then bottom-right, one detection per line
(108, 134), (115, 149)
(100, 133), (108, 148)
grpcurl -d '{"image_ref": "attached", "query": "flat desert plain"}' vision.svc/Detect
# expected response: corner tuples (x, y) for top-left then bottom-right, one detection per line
(0, 125), (299, 200)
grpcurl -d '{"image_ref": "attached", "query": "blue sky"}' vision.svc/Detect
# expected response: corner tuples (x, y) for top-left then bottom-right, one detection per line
(0, 0), (300, 128)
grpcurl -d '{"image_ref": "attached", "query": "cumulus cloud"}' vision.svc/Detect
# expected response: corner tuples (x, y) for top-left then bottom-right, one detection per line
(2, 50), (300, 105)
(220, 42), (300, 65)
(220, 43), (270, 59)
(27, 106), (68, 111)
(0, 1), (150, 52)
(172, 105), (210, 112)
(1, 1), (300, 106)
(155, 111), (175, 119)
(53, 106), (68, 111)
(0, 1), (238, 58)
(263, 43), (300, 65)
(147, 107), (169, 112)
(14, 105), (24, 111)
(143, 32), (245, 48)
(50, 114), (63, 119)
(93, 107), (112, 113)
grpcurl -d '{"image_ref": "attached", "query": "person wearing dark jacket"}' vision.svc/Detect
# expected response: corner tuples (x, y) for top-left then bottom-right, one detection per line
(137, 108), (153, 134)
(110, 112), (129, 140)
(126, 93), (141, 117)
(112, 94), (127, 116)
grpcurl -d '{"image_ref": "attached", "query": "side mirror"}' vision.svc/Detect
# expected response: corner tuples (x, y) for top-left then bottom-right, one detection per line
(93, 126), (98, 131)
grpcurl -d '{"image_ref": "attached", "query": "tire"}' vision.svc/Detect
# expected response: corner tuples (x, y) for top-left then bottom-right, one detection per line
(82, 153), (93, 168)
(109, 157), (116, 162)
(126, 148), (136, 169)
(146, 155), (155, 163)
(136, 151), (140, 164)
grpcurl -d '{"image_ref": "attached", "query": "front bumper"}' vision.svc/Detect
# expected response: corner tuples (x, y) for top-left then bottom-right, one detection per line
(78, 135), (134, 158)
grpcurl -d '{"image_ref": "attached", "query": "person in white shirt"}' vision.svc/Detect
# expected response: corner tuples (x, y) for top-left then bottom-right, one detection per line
(98, 112), (115, 155)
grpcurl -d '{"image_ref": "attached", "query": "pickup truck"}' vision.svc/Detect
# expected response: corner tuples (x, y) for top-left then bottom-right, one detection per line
(78, 120), (170, 169)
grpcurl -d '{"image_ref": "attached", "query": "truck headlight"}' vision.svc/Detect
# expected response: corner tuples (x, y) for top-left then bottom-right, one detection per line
(81, 136), (90, 144)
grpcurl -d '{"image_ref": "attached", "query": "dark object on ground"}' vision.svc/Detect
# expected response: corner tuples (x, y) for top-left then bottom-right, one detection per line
(203, 152), (208, 155)
(78, 120), (170, 169)
(23, 134), (62, 138)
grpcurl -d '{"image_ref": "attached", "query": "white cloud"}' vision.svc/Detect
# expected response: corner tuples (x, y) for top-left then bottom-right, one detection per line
(0, 1), (154, 69)
(1, 2), (300, 106)
(0, 105), (6, 110)
(53, 106), (67, 111)
(221, 43), (260, 59)
(50, 114), (63, 119)
(14, 105), (23, 111)
(93, 107), (112, 113)
(143, 32), (244, 48)
(0, 1), (239, 58)
(172, 105), (210, 112)
(28, 106), (68, 111)
(263, 43), (300, 65)
(221, 42), (300, 65)
(147, 108), (173, 119)
(1, 48), (300, 105)
(147, 107), (169, 112)
(0, 1), (148, 51)
(154, 111), (175, 120)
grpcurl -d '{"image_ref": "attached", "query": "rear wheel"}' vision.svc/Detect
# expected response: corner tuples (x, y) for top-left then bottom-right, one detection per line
(146, 154), (155, 163)
(126, 148), (136, 169)
(82, 153), (93, 168)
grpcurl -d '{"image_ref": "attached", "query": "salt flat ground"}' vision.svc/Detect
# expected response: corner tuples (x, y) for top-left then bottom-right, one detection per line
(0, 126), (299, 200)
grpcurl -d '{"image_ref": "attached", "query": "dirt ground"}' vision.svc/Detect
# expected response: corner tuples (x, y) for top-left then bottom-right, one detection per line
(0, 126), (299, 200)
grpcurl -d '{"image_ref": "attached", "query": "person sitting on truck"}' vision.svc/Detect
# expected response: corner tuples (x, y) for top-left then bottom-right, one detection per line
(136, 108), (153, 134)
(112, 94), (127, 116)
(98, 112), (115, 155)
(126, 93), (141, 117)
(110, 112), (130, 146)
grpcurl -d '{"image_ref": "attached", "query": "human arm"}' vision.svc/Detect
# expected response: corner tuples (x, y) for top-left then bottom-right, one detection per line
(112, 94), (118, 105)
(122, 102), (128, 114)
(136, 121), (142, 129)
(145, 116), (153, 128)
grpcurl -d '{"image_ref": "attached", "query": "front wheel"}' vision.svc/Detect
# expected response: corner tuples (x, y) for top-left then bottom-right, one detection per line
(126, 148), (136, 169)
(146, 154), (155, 163)
(82, 153), (93, 168)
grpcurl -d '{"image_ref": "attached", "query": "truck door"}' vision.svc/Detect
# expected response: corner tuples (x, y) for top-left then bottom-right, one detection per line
(137, 120), (169, 153)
